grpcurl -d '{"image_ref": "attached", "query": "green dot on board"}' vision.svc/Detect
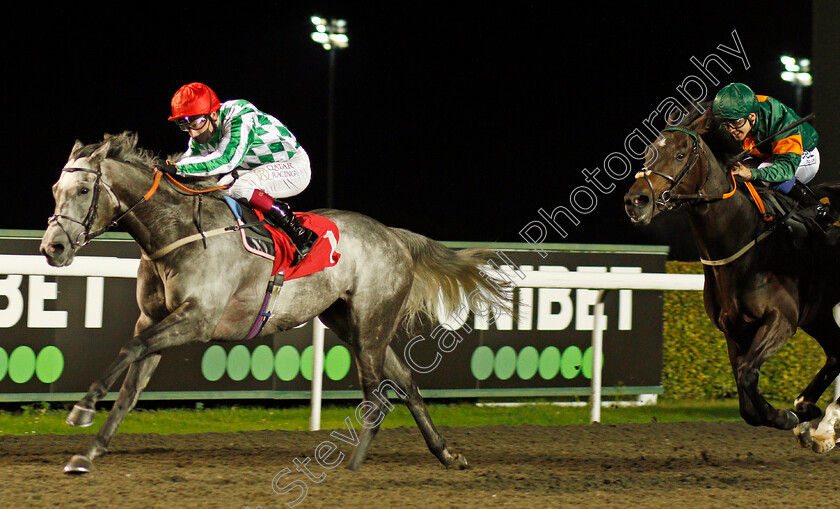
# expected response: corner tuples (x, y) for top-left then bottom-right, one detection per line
(494, 346), (516, 380)
(201, 345), (227, 382)
(0, 347), (7, 382)
(36, 346), (64, 384)
(470, 346), (494, 381)
(325, 345), (352, 381)
(9, 346), (36, 384)
(516, 346), (539, 380)
(581, 346), (598, 380)
(275, 345), (300, 381)
(560, 345), (583, 380)
(250, 345), (275, 381)
(227, 345), (251, 381)
(300, 345), (314, 381)
(539, 346), (561, 380)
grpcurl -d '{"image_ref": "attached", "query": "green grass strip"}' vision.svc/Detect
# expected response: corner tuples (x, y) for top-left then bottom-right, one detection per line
(0, 400), (750, 436)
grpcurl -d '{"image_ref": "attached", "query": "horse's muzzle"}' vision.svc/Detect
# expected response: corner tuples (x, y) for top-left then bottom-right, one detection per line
(40, 226), (76, 267)
(624, 187), (655, 225)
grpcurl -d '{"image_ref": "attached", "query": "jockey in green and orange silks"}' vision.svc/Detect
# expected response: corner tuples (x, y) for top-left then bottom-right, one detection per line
(160, 82), (317, 265)
(712, 82), (819, 195)
(712, 82), (838, 238)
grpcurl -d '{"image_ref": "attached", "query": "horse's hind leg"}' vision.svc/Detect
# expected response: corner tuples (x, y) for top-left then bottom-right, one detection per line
(382, 345), (469, 469)
(64, 354), (161, 474)
(346, 339), (390, 471)
(319, 300), (394, 470)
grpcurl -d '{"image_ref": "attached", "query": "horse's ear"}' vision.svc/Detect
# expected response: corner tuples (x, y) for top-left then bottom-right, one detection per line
(688, 109), (712, 135)
(89, 139), (111, 164)
(68, 140), (84, 162)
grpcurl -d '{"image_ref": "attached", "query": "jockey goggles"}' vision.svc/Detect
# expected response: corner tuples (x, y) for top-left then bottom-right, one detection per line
(174, 115), (209, 131)
(722, 117), (748, 131)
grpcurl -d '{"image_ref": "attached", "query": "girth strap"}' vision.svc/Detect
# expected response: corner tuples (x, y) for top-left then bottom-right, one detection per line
(700, 230), (774, 266)
(142, 226), (234, 260)
(245, 272), (286, 339)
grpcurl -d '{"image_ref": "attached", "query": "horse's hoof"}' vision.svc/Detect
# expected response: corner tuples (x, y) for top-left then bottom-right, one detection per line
(66, 405), (95, 427)
(811, 434), (836, 454)
(446, 454), (471, 470)
(64, 455), (93, 475)
(782, 409), (800, 430)
(793, 422), (814, 448)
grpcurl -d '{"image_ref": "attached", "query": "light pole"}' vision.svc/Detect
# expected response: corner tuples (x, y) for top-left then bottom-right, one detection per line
(310, 16), (348, 209)
(780, 55), (812, 114)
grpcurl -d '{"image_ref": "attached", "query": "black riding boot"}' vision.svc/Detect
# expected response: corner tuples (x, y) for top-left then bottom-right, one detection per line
(263, 200), (318, 265)
(787, 181), (838, 242)
(787, 181), (821, 208)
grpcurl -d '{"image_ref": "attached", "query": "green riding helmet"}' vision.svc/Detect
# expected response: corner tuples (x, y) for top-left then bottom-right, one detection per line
(712, 83), (759, 120)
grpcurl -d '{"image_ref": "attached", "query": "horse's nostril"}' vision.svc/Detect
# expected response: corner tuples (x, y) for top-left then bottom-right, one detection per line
(48, 244), (64, 255)
(624, 193), (649, 208)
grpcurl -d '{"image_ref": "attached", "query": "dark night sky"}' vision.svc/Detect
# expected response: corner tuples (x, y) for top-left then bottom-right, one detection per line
(1, 2), (817, 259)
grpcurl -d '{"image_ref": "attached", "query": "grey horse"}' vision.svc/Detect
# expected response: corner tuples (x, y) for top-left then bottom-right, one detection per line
(40, 132), (513, 474)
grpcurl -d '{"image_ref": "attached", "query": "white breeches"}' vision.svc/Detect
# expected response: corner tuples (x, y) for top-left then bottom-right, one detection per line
(221, 149), (312, 201)
(757, 147), (820, 185)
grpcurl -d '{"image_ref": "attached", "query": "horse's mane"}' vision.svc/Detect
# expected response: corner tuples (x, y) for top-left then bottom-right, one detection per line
(77, 131), (223, 192)
(76, 131), (160, 169)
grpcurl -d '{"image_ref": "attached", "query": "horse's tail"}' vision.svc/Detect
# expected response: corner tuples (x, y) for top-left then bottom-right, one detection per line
(389, 228), (514, 332)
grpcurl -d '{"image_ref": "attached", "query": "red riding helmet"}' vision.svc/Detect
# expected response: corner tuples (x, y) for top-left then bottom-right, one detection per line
(168, 83), (222, 120)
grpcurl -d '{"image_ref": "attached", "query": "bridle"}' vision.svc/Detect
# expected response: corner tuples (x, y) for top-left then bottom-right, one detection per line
(49, 157), (229, 254)
(48, 162), (163, 249)
(634, 126), (735, 210)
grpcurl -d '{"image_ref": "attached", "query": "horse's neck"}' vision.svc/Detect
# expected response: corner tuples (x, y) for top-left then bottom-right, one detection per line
(106, 163), (202, 257)
(686, 157), (761, 262)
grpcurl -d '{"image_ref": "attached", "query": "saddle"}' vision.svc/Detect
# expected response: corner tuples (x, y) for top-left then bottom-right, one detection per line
(222, 196), (341, 280)
(223, 196), (277, 259)
(222, 196), (342, 339)
(744, 183), (839, 247)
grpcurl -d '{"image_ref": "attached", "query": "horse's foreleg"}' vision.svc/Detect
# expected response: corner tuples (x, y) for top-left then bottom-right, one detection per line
(732, 311), (800, 430)
(67, 336), (146, 427)
(64, 354), (161, 474)
(382, 346), (469, 469)
(67, 302), (203, 426)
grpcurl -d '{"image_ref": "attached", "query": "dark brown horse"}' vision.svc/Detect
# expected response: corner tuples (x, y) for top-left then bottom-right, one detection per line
(624, 111), (839, 451)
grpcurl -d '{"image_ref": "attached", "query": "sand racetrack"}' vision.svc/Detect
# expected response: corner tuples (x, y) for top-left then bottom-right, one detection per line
(1, 421), (837, 508)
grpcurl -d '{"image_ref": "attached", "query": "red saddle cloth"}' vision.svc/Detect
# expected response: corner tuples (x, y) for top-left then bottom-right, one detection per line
(254, 211), (341, 280)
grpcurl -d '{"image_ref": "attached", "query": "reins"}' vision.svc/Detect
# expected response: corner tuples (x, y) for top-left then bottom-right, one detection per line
(161, 172), (229, 195)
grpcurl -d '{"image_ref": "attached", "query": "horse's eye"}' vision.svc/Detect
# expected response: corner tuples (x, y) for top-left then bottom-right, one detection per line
(675, 153), (686, 161)
(79, 188), (90, 195)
